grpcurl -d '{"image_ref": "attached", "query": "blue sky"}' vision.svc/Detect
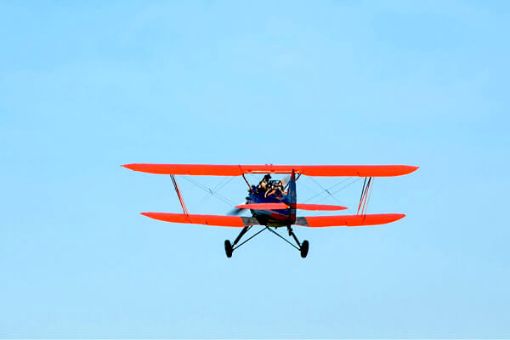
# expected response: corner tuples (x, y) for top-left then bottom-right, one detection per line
(1, 0), (509, 338)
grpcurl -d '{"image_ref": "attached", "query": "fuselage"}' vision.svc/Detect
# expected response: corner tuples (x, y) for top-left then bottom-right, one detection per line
(246, 192), (293, 227)
(247, 172), (297, 227)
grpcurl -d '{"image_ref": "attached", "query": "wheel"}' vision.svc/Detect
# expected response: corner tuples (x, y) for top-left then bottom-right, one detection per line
(224, 240), (233, 258)
(300, 240), (309, 258)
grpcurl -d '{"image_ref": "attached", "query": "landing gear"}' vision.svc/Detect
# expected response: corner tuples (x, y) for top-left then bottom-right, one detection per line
(224, 225), (265, 258)
(287, 226), (309, 258)
(300, 240), (309, 258)
(224, 225), (310, 258)
(224, 240), (233, 258)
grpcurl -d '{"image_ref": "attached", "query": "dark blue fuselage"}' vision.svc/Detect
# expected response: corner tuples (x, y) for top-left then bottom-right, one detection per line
(248, 171), (296, 227)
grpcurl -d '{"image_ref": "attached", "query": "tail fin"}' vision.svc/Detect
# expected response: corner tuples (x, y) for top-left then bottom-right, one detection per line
(286, 169), (297, 223)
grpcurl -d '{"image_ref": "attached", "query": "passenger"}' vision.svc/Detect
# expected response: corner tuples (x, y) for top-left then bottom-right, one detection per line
(264, 185), (274, 198)
(265, 180), (285, 199)
(257, 174), (271, 195)
(277, 180), (287, 195)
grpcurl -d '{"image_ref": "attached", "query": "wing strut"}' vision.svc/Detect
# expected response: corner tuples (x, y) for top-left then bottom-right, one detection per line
(241, 174), (251, 189)
(170, 175), (189, 215)
(357, 177), (373, 215)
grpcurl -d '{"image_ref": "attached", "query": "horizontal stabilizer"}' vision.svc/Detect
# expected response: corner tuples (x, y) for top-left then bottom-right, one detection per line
(295, 203), (347, 211)
(141, 212), (258, 227)
(235, 203), (348, 211)
(123, 164), (418, 177)
(295, 213), (405, 227)
(236, 203), (289, 210)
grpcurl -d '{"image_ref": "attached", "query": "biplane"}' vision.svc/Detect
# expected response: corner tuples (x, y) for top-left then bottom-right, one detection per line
(123, 164), (418, 258)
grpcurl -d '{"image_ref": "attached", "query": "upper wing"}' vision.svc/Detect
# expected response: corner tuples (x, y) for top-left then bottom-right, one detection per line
(123, 164), (418, 177)
(295, 213), (405, 227)
(141, 212), (258, 227)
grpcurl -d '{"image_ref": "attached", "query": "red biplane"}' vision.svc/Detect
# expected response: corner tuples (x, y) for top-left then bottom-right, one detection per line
(123, 163), (418, 258)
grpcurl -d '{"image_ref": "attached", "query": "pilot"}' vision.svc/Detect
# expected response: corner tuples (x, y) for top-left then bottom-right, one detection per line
(257, 174), (271, 194)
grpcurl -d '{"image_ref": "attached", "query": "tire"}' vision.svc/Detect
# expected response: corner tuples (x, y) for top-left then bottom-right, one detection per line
(224, 240), (233, 258)
(300, 240), (309, 258)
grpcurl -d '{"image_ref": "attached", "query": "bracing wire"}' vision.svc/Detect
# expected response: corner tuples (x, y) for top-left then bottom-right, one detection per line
(182, 176), (235, 206)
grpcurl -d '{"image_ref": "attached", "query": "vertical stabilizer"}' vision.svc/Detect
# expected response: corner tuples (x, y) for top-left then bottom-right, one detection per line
(287, 170), (297, 223)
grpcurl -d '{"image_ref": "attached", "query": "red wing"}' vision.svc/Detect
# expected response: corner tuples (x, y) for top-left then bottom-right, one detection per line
(141, 212), (258, 227)
(295, 213), (405, 227)
(141, 212), (404, 227)
(123, 164), (418, 177)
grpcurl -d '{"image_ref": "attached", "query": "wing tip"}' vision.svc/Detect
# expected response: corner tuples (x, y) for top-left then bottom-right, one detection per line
(406, 165), (419, 174)
(140, 212), (161, 220)
(122, 163), (137, 171)
(394, 213), (406, 221)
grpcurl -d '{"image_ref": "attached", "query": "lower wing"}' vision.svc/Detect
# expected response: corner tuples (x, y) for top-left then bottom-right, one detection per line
(141, 212), (405, 228)
(295, 213), (405, 227)
(141, 212), (257, 227)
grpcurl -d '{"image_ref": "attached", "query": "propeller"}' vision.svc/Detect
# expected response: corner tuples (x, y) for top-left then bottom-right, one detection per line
(280, 175), (291, 189)
(228, 202), (247, 216)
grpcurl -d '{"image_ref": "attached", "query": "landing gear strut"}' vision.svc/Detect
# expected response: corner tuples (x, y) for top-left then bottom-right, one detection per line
(224, 225), (264, 258)
(224, 226), (252, 258)
(224, 225), (309, 258)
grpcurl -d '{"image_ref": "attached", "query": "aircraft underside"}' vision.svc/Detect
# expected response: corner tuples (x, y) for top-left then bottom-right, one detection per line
(251, 209), (294, 227)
